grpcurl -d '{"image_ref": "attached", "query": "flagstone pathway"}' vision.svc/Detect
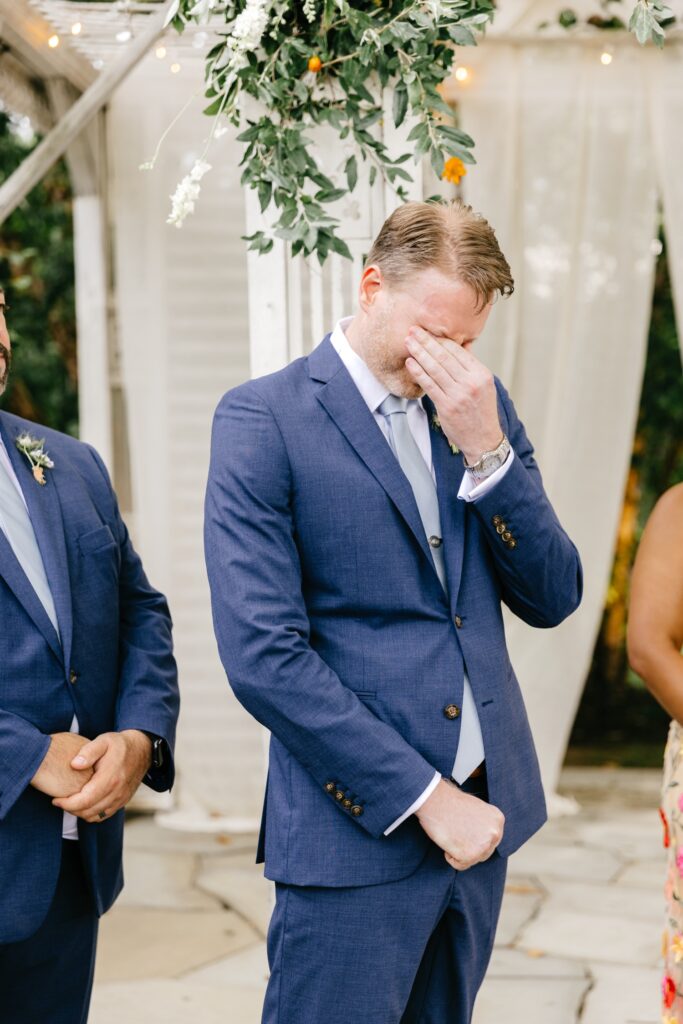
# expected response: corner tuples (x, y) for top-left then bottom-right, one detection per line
(89, 767), (665, 1024)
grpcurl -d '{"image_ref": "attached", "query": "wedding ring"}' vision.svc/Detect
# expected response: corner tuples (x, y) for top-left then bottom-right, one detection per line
(98, 810), (107, 820)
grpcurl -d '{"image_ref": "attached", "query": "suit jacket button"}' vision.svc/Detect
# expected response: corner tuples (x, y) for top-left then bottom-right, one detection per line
(454, 615), (463, 629)
(324, 782), (336, 793)
(335, 790), (345, 801)
(69, 669), (78, 684)
(501, 531), (512, 542)
(351, 805), (363, 816)
(506, 538), (517, 549)
(342, 798), (352, 809)
(444, 704), (461, 720)
(428, 535), (442, 548)
(496, 523), (507, 535)
(492, 515), (503, 526)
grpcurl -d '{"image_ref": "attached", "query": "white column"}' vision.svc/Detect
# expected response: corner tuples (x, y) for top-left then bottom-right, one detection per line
(72, 195), (113, 467)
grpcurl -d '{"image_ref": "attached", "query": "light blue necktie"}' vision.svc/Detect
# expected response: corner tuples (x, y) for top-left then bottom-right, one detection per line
(0, 451), (60, 637)
(378, 394), (484, 783)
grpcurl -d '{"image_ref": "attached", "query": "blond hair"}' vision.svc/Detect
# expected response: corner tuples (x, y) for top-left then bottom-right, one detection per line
(364, 200), (514, 310)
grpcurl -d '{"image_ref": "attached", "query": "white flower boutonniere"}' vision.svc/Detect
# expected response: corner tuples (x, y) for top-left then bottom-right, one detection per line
(430, 412), (460, 456)
(15, 432), (55, 486)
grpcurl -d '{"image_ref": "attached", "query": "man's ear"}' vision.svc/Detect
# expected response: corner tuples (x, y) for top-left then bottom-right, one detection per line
(357, 264), (384, 314)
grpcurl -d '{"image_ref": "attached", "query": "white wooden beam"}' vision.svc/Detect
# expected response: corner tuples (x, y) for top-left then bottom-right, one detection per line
(0, 0), (174, 224)
(0, 0), (95, 91)
(0, 51), (53, 133)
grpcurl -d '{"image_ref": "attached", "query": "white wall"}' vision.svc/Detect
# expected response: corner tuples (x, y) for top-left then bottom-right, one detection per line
(108, 52), (264, 822)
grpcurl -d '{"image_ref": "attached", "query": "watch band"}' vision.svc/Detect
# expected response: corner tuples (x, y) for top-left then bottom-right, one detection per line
(143, 732), (165, 770)
(464, 434), (510, 484)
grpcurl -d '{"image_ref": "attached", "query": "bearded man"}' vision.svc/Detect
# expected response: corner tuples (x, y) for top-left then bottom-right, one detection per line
(0, 287), (180, 1023)
(205, 201), (582, 1023)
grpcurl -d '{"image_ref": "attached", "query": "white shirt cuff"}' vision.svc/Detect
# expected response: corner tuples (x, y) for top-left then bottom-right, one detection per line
(457, 447), (515, 503)
(383, 771), (441, 836)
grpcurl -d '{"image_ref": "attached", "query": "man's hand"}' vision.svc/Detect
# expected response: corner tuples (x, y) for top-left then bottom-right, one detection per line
(52, 730), (152, 823)
(416, 778), (505, 870)
(404, 326), (502, 465)
(31, 732), (94, 798)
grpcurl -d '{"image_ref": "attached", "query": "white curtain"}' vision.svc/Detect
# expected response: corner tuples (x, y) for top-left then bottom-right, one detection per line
(456, 41), (660, 805)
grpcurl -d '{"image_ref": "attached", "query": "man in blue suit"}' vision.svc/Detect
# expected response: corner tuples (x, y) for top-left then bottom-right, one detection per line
(205, 200), (582, 1022)
(0, 286), (180, 1023)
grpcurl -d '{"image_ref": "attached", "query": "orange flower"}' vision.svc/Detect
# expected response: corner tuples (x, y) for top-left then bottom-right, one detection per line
(672, 934), (683, 964)
(663, 974), (677, 1009)
(661, 807), (672, 848)
(442, 156), (467, 185)
(308, 55), (322, 73)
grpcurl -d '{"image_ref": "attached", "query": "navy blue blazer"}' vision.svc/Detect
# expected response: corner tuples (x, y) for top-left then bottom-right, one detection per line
(0, 411), (179, 943)
(205, 334), (582, 888)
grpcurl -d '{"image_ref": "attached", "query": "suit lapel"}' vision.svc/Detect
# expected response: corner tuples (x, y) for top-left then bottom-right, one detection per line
(422, 394), (467, 604)
(0, 414), (71, 668)
(309, 335), (444, 595)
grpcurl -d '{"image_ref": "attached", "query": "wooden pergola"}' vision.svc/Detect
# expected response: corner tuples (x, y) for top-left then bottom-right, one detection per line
(0, 0), (188, 504)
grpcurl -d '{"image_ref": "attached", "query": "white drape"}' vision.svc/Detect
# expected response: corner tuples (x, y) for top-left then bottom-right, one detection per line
(456, 41), (660, 805)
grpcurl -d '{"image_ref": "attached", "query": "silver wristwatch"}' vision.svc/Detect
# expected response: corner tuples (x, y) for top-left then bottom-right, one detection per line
(463, 434), (511, 485)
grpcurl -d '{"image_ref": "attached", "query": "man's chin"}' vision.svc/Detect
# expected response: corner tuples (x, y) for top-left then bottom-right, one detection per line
(389, 371), (423, 400)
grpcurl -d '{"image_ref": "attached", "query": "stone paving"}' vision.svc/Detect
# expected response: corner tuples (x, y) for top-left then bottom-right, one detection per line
(89, 767), (666, 1024)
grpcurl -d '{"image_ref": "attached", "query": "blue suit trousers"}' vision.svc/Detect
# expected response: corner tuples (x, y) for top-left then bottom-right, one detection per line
(264, 775), (508, 1024)
(0, 841), (98, 1024)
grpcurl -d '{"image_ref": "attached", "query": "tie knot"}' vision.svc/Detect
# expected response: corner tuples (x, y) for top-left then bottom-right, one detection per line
(378, 394), (410, 417)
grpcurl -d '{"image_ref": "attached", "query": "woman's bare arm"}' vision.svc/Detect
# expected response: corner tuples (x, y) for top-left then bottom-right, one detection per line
(627, 483), (683, 724)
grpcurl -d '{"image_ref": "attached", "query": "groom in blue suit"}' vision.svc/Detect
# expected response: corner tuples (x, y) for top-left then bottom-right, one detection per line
(205, 201), (582, 1022)
(0, 287), (179, 1023)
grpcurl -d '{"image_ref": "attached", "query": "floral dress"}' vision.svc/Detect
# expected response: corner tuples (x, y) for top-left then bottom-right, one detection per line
(661, 720), (683, 1021)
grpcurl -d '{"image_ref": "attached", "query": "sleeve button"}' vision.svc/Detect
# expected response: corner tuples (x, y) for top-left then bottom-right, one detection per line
(351, 805), (363, 817)
(324, 782), (336, 793)
(335, 790), (345, 801)
(492, 515), (503, 526)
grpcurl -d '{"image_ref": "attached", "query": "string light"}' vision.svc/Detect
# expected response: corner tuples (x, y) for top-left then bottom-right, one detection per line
(454, 66), (470, 83)
(116, 29), (132, 43)
(156, 45), (167, 59)
(48, 34), (60, 48)
(170, 62), (181, 74)
(71, 22), (82, 36)
(600, 51), (613, 65)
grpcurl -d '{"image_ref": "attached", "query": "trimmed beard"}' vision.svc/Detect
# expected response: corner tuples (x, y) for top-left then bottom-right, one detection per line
(361, 304), (424, 400)
(0, 341), (11, 396)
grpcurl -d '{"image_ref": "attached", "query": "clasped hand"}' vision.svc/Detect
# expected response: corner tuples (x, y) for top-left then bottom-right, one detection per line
(31, 730), (152, 822)
(416, 778), (505, 870)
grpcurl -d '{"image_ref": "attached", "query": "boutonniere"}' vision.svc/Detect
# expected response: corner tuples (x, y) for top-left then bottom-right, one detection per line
(15, 432), (54, 486)
(430, 412), (460, 455)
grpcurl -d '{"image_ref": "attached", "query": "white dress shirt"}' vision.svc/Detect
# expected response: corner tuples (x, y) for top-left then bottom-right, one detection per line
(329, 317), (514, 834)
(0, 435), (80, 840)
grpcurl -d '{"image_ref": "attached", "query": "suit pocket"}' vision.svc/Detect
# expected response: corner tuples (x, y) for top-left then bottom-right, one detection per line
(352, 690), (377, 700)
(77, 524), (116, 555)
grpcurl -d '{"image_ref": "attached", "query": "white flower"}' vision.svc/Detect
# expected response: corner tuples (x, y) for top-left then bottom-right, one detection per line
(167, 160), (212, 228)
(226, 0), (270, 70)
(302, 0), (317, 23)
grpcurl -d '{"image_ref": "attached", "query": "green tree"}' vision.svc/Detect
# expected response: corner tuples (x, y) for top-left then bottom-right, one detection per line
(0, 110), (78, 436)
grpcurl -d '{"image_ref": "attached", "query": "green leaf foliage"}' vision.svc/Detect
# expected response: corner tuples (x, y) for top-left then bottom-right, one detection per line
(172, 0), (498, 263)
(0, 113), (78, 435)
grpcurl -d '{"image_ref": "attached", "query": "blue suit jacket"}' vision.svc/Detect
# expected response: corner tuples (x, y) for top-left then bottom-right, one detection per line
(205, 334), (582, 888)
(0, 411), (179, 943)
